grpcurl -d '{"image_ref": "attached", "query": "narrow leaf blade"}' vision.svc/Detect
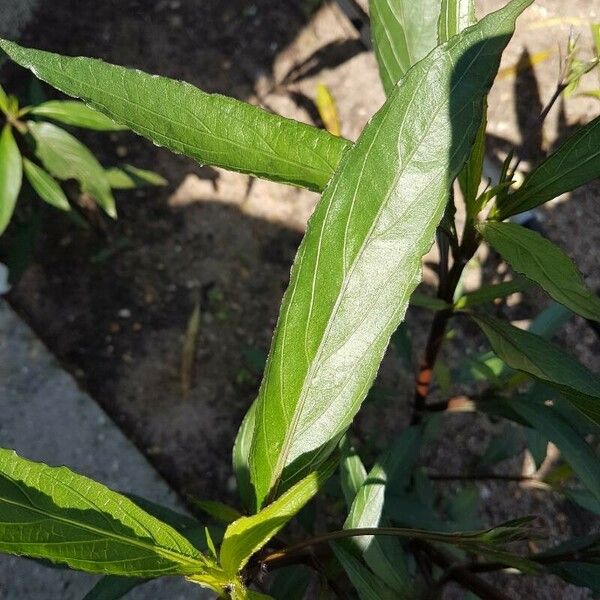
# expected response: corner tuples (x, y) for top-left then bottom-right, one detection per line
(30, 100), (127, 131)
(219, 459), (334, 575)
(480, 221), (600, 322)
(438, 0), (476, 43)
(0, 39), (350, 192)
(497, 115), (600, 219)
(249, 0), (532, 508)
(369, 0), (442, 95)
(0, 449), (214, 578)
(23, 157), (70, 211)
(28, 121), (116, 217)
(0, 125), (22, 235)
(105, 165), (167, 189)
(471, 313), (600, 426)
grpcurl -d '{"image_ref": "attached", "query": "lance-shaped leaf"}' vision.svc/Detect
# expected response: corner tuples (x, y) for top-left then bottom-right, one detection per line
(29, 100), (127, 131)
(23, 157), (70, 211)
(0, 124), (22, 235)
(369, 0), (442, 95)
(480, 221), (600, 322)
(344, 429), (420, 595)
(219, 458), (335, 575)
(249, 0), (532, 509)
(27, 121), (116, 217)
(496, 115), (600, 219)
(507, 396), (600, 502)
(330, 542), (396, 600)
(471, 313), (600, 426)
(233, 401), (257, 513)
(339, 437), (367, 509)
(0, 40), (350, 193)
(105, 165), (167, 189)
(454, 276), (530, 308)
(83, 576), (144, 600)
(0, 449), (224, 583)
(438, 0), (476, 43)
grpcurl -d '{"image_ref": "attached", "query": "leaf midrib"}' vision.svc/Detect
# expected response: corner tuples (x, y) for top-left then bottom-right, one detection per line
(0, 488), (202, 571)
(267, 25), (494, 498)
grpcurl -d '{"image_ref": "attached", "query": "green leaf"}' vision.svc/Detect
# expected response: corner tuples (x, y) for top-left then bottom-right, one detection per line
(27, 121), (116, 217)
(547, 562), (600, 595)
(507, 398), (600, 503)
(0, 124), (22, 235)
(190, 499), (242, 525)
(30, 100), (127, 131)
(524, 427), (548, 469)
(0, 40), (350, 193)
(455, 277), (530, 308)
(565, 488), (600, 515)
(480, 221), (600, 322)
(369, 0), (442, 95)
(22, 157), (70, 211)
(345, 429), (420, 594)
(479, 423), (520, 466)
(0, 83), (8, 113)
(219, 459), (335, 575)
(0, 449), (223, 582)
(471, 312), (600, 426)
(496, 115), (600, 219)
(438, 0), (476, 43)
(269, 565), (312, 600)
(105, 165), (167, 189)
(232, 402), (257, 513)
(446, 485), (481, 530)
(83, 576), (144, 600)
(410, 292), (451, 311)
(249, 0), (531, 509)
(339, 438), (367, 509)
(330, 542), (396, 600)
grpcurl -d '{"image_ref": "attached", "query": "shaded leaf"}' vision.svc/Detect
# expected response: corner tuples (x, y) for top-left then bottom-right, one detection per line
(0, 39), (350, 192)
(28, 121), (116, 217)
(508, 397), (600, 503)
(269, 565), (312, 600)
(496, 115), (600, 219)
(369, 0), (442, 95)
(23, 157), (70, 211)
(0, 449), (220, 581)
(83, 576), (144, 600)
(232, 402), (257, 513)
(105, 165), (167, 189)
(249, 0), (530, 508)
(339, 438), (367, 509)
(524, 427), (548, 469)
(480, 221), (600, 322)
(565, 488), (600, 515)
(190, 499), (242, 525)
(410, 292), (451, 311)
(219, 458), (335, 575)
(0, 125), (22, 235)
(471, 312), (600, 426)
(480, 423), (520, 466)
(345, 429), (420, 594)
(454, 276), (530, 308)
(330, 542), (396, 600)
(30, 100), (126, 131)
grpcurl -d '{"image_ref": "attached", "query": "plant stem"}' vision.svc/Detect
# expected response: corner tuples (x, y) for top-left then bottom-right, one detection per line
(412, 219), (480, 421)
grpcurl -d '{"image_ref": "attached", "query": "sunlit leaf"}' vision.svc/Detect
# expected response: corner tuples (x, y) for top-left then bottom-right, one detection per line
(23, 157), (70, 211)
(30, 100), (127, 131)
(369, 0), (442, 95)
(249, 0), (531, 508)
(105, 165), (167, 189)
(27, 120), (116, 217)
(0, 39), (350, 192)
(0, 124), (22, 235)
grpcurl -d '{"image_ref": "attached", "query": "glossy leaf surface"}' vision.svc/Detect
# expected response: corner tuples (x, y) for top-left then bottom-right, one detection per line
(496, 115), (600, 219)
(0, 125), (22, 235)
(480, 221), (600, 322)
(369, 0), (442, 95)
(438, 0), (476, 43)
(27, 121), (116, 217)
(249, 0), (531, 508)
(0, 449), (216, 579)
(0, 39), (350, 192)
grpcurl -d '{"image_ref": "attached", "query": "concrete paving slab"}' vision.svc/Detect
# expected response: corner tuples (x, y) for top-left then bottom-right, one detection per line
(0, 300), (211, 599)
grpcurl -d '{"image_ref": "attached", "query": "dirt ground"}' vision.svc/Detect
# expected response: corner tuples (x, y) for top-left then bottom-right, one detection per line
(1, 0), (599, 598)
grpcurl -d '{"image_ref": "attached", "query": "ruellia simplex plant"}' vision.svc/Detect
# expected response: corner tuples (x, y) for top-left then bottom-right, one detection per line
(1, 1), (600, 598)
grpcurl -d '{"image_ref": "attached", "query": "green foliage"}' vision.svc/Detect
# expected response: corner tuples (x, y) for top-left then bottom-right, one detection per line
(0, 81), (164, 238)
(1, 0), (600, 597)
